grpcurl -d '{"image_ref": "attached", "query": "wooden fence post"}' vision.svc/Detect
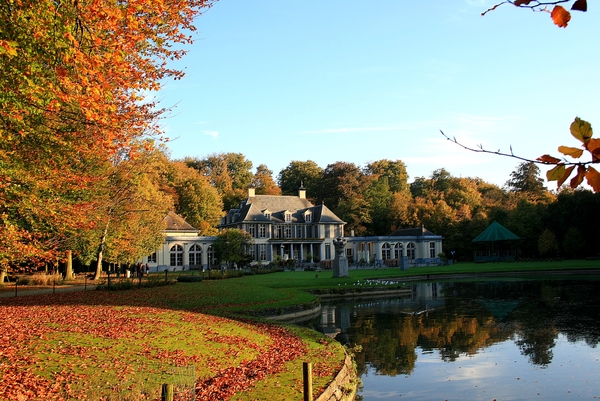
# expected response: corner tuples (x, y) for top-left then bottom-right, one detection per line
(303, 362), (313, 401)
(161, 383), (174, 401)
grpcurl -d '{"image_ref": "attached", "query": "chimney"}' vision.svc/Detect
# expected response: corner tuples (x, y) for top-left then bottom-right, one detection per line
(298, 182), (306, 199)
(248, 187), (255, 197)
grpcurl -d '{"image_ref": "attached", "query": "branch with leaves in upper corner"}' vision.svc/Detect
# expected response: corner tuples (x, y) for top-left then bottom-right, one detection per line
(482, 0), (587, 28)
(441, 117), (600, 192)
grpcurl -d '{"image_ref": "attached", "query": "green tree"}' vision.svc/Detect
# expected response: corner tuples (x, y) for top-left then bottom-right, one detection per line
(277, 160), (323, 198)
(538, 229), (559, 257)
(317, 162), (370, 234)
(364, 177), (393, 235)
(505, 162), (546, 196)
(410, 177), (432, 198)
(364, 159), (410, 194)
(562, 227), (586, 259)
(213, 229), (253, 269)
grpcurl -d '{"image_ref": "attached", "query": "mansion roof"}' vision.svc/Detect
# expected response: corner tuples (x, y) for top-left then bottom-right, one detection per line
(163, 211), (199, 233)
(222, 194), (345, 226)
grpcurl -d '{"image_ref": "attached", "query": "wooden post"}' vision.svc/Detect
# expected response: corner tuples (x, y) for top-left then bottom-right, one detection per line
(161, 383), (174, 401)
(303, 362), (313, 401)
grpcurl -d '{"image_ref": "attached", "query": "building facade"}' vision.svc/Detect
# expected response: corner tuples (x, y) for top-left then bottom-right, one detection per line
(218, 186), (346, 265)
(143, 188), (443, 272)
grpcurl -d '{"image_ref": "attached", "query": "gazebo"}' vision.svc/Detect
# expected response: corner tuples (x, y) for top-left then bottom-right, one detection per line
(472, 221), (521, 262)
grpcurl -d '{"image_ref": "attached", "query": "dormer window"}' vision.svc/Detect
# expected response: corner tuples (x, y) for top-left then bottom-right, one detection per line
(304, 211), (312, 223)
(263, 209), (271, 220)
(284, 211), (292, 223)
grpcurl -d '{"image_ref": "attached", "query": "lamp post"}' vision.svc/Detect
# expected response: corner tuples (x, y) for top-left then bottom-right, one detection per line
(14, 277), (19, 297)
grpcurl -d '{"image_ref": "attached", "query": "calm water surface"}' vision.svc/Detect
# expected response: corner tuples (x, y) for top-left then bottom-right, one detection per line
(305, 278), (600, 400)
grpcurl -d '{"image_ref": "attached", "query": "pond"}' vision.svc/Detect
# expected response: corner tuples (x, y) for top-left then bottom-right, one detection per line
(304, 277), (600, 400)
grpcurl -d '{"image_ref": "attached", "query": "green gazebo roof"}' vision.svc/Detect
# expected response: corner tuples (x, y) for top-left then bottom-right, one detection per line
(472, 221), (520, 242)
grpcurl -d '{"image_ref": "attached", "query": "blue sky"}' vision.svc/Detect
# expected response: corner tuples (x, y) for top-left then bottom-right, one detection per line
(158, 1), (600, 188)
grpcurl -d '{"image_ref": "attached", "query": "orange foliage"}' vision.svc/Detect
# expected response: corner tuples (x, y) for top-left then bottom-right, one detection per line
(0, 0), (214, 268)
(551, 5), (571, 28)
(537, 117), (600, 191)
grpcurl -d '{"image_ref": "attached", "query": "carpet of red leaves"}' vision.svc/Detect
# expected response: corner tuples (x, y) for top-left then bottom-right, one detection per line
(0, 290), (307, 401)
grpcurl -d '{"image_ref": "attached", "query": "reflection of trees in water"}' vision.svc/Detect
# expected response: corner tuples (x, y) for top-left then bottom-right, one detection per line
(343, 279), (600, 376)
(348, 299), (513, 376)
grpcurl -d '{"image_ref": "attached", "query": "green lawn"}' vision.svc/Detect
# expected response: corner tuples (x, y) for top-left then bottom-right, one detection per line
(3, 259), (599, 400)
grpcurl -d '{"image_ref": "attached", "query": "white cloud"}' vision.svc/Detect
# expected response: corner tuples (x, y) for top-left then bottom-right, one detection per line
(202, 130), (219, 139)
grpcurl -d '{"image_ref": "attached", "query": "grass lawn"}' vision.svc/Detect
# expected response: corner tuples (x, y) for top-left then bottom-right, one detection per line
(1, 259), (599, 400)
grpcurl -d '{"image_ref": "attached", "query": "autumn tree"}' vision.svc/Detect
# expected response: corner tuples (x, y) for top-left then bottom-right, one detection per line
(252, 164), (281, 195)
(0, 0), (213, 277)
(170, 162), (223, 235)
(186, 153), (253, 210)
(72, 146), (173, 280)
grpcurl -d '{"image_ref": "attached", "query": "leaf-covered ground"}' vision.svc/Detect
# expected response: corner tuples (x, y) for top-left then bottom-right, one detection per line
(0, 286), (345, 401)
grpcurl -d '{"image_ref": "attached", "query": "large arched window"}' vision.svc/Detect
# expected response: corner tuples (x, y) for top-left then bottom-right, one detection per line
(170, 244), (183, 266)
(394, 243), (403, 259)
(381, 243), (391, 260)
(189, 244), (202, 266)
(406, 243), (416, 260)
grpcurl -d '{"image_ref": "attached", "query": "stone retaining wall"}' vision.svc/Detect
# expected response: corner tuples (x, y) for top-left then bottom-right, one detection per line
(315, 354), (357, 401)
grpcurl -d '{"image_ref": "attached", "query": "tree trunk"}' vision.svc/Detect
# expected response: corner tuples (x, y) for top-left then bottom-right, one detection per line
(65, 250), (74, 280)
(0, 267), (6, 285)
(93, 222), (110, 280)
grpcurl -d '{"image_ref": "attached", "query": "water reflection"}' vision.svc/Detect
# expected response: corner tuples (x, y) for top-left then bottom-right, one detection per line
(304, 279), (600, 400)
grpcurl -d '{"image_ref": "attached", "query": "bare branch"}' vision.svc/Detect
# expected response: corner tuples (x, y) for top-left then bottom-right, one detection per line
(482, 0), (576, 16)
(439, 130), (593, 167)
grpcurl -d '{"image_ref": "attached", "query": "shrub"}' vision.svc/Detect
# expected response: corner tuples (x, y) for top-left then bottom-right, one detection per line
(30, 272), (62, 286)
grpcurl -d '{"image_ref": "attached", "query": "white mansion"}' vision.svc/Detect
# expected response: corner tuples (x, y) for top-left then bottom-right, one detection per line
(144, 187), (443, 272)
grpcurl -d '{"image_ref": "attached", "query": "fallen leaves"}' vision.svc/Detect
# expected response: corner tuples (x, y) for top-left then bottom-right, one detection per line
(0, 290), (310, 400)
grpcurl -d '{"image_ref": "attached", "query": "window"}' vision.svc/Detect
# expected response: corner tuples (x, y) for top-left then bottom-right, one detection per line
(259, 244), (267, 261)
(147, 252), (157, 263)
(382, 243), (391, 260)
(394, 243), (403, 259)
(346, 248), (353, 257)
(259, 224), (267, 238)
(248, 245), (256, 261)
(407, 243), (416, 260)
(430, 242), (436, 258)
(274, 225), (282, 239)
(207, 246), (215, 266)
(284, 211), (292, 222)
(247, 225), (256, 237)
(284, 226), (292, 238)
(170, 244), (183, 266)
(325, 225), (331, 238)
(263, 209), (271, 220)
(189, 244), (202, 266)
(305, 211), (312, 223)
(325, 243), (331, 260)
